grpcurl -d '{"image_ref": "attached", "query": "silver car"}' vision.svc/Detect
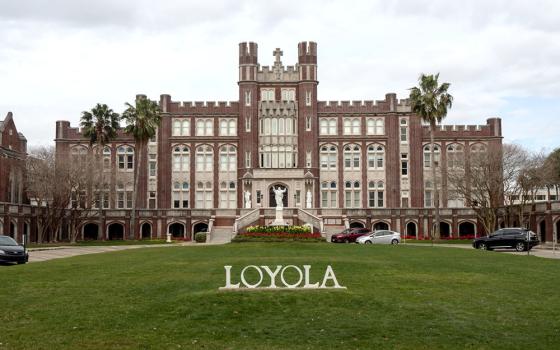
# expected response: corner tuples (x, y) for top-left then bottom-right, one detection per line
(356, 230), (401, 245)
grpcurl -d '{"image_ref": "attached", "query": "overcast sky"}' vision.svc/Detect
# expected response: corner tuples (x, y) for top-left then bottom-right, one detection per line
(1, 0), (559, 152)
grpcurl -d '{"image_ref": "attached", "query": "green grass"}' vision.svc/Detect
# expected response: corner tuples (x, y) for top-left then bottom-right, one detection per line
(1, 243), (559, 349)
(28, 239), (175, 248)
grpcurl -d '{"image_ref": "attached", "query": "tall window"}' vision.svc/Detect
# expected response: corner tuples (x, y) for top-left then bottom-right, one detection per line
(173, 146), (190, 172)
(470, 144), (487, 161)
(321, 181), (337, 208)
(117, 146), (134, 171)
(220, 119), (237, 136)
(344, 145), (361, 170)
(423, 145), (440, 168)
(344, 181), (361, 208)
(219, 145), (237, 172)
(401, 153), (408, 176)
(116, 182), (133, 209)
(366, 118), (384, 135)
(173, 119), (190, 136)
(424, 181), (433, 207)
(196, 145), (213, 172)
(368, 181), (384, 208)
(195, 181), (213, 208)
(367, 145), (384, 169)
(400, 119), (408, 143)
(320, 145), (337, 170)
(305, 116), (312, 131)
(93, 183), (110, 209)
(259, 146), (297, 168)
(103, 146), (111, 171)
(219, 181), (236, 208)
(305, 91), (312, 106)
(172, 181), (189, 208)
(245, 91), (251, 106)
(196, 119), (213, 136)
(320, 118), (337, 135)
(148, 153), (157, 177)
(447, 144), (464, 169)
(344, 118), (361, 135)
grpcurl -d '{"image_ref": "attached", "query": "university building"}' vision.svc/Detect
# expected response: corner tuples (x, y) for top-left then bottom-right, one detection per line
(2, 42), (559, 243)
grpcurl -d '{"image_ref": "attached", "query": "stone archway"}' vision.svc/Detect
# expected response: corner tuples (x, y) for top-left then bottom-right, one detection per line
(169, 222), (185, 238)
(269, 184), (288, 208)
(141, 222), (152, 239)
(459, 221), (476, 238)
(350, 221), (365, 228)
(439, 222), (451, 238)
(107, 223), (124, 240)
(9, 221), (16, 239)
(406, 222), (417, 238)
(556, 219), (560, 243)
(83, 223), (99, 240)
(373, 221), (389, 231)
(539, 220), (547, 242)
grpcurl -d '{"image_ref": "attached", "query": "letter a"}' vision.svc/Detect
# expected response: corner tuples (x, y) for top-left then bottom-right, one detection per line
(320, 265), (344, 289)
(223, 265), (240, 289)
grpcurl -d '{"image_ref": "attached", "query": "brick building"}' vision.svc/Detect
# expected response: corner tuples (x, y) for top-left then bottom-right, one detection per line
(52, 42), (511, 241)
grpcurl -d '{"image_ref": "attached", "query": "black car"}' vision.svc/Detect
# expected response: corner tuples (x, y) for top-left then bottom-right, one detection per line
(0, 235), (29, 264)
(472, 228), (539, 252)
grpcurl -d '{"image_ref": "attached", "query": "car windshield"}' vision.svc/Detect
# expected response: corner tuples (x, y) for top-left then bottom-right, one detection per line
(0, 236), (18, 246)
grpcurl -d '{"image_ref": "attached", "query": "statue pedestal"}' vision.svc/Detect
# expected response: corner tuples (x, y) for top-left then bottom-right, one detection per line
(270, 207), (287, 226)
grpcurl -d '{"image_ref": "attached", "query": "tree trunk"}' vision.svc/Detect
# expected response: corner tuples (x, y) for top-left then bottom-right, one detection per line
(130, 140), (143, 240)
(430, 125), (441, 240)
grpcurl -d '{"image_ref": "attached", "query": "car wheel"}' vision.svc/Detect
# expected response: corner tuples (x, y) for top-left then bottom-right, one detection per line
(478, 242), (487, 250)
(391, 239), (399, 245)
(344, 239), (349, 244)
(365, 240), (372, 244)
(515, 242), (526, 252)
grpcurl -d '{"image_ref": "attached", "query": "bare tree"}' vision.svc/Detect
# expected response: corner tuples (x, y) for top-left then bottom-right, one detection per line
(501, 144), (530, 226)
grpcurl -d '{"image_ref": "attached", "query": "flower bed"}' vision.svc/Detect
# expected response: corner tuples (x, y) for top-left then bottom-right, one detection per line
(233, 225), (324, 242)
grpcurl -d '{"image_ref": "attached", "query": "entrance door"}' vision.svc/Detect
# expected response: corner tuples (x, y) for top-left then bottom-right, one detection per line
(269, 185), (288, 208)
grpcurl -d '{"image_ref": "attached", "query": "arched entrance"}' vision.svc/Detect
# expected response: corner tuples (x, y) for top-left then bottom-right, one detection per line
(269, 184), (288, 208)
(350, 221), (365, 228)
(141, 222), (152, 239)
(107, 223), (124, 240)
(439, 222), (451, 238)
(556, 219), (560, 243)
(193, 222), (208, 234)
(406, 222), (417, 238)
(169, 222), (185, 238)
(373, 221), (389, 231)
(9, 221), (15, 239)
(83, 223), (99, 240)
(539, 220), (546, 242)
(459, 222), (476, 238)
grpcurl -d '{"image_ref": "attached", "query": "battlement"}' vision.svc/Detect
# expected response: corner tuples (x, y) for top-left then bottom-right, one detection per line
(239, 42), (258, 65)
(423, 118), (502, 138)
(160, 94), (239, 115)
(317, 93), (411, 113)
(298, 41), (317, 64)
(258, 65), (299, 74)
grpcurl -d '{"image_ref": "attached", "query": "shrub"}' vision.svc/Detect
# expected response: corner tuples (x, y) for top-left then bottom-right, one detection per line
(245, 225), (312, 234)
(194, 232), (207, 243)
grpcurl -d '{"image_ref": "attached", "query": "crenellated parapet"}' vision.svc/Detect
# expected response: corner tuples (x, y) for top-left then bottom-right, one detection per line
(160, 94), (239, 115)
(423, 118), (502, 138)
(317, 93), (411, 114)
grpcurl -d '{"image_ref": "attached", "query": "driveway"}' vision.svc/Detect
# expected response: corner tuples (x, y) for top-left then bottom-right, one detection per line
(404, 243), (560, 259)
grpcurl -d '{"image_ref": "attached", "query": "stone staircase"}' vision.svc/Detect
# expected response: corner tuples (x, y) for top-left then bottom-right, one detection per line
(209, 226), (233, 244)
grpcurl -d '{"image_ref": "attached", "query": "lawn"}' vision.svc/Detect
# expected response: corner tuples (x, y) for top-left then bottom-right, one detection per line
(1, 243), (559, 349)
(27, 239), (176, 249)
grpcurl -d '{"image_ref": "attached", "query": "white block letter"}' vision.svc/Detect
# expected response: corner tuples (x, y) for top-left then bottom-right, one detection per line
(320, 265), (343, 288)
(303, 265), (320, 288)
(223, 265), (240, 289)
(261, 265), (282, 288)
(240, 265), (264, 288)
(280, 265), (303, 288)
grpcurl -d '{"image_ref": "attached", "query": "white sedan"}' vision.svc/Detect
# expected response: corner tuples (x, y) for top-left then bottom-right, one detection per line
(356, 230), (401, 245)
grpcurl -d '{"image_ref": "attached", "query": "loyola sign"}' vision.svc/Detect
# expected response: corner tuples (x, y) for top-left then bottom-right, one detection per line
(220, 265), (346, 290)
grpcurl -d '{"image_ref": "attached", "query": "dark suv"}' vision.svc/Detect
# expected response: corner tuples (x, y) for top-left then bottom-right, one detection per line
(331, 228), (371, 243)
(472, 228), (539, 252)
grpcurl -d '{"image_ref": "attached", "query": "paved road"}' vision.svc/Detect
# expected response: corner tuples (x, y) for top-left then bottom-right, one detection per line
(404, 243), (560, 259)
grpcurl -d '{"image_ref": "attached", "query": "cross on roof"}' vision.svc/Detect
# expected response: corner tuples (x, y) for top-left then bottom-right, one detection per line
(273, 48), (283, 64)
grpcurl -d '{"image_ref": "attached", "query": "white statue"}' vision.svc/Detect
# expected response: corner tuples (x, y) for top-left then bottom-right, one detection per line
(306, 190), (312, 209)
(244, 190), (251, 209)
(273, 186), (287, 209)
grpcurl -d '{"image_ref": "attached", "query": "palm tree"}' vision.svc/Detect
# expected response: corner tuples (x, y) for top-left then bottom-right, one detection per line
(409, 73), (453, 240)
(122, 95), (161, 240)
(80, 104), (120, 239)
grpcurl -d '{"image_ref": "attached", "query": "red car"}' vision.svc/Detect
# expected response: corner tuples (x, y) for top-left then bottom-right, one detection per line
(330, 228), (371, 243)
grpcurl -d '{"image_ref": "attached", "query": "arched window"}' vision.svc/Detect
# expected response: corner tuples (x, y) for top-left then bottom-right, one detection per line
(173, 119), (190, 136)
(219, 181), (237, 208)
(320, 145), (337, 170)
(400, 118), (408, 142)
(367, 145), (384, 169)
(366, 118), (384, 135)
(219, 145), (237, 172)
(423, 144), (440, 168)
(368, 181), (384, 208)
(447, 144), (464, 169)
(103, 146), (111, 171)
(172, 181), (189, 208)
(173, 146), (190, 172)
(344, 118), (361, 135)
(320, 118), (337, 135)
(424, 181), (433, 207)
(117, 146), (134, 170)
(196, 119), (213, 136)
(196, 145), (213, 172)
(195, 181), (213, 208)
(344, 180), (361, 208)
(321, 181), (337, 208)
(344, 144), (361, 170)
(220, 119), (237, 136)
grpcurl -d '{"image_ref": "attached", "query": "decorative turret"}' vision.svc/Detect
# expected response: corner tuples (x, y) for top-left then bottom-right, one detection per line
(239, 42), (258, 82)
(297, 41), (317, 81)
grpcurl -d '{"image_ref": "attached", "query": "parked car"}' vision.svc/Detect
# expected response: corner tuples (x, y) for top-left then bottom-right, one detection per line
(0, 235), (29, 264)
(356, 230), (401, 245)
(330, 228), (371, 243)
(472, 228), (539, 252)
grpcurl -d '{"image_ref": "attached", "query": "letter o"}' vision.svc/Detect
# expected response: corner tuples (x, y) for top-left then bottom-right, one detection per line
(240, 265), (264, 288)
(280, 265), (303, 288)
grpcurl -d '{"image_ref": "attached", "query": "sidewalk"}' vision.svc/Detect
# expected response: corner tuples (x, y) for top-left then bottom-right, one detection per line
(404, 242), (560, 259)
